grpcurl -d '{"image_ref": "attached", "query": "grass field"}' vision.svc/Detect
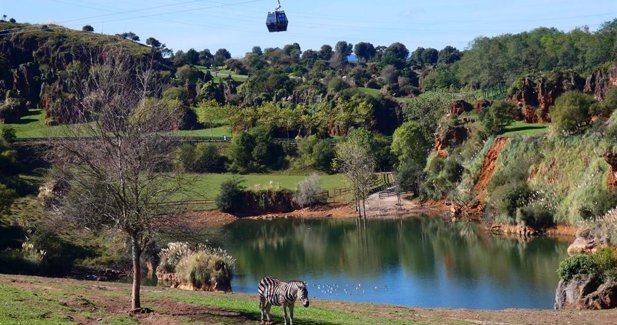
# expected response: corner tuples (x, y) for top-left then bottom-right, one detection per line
(502, 121), (549, 137)
(175, 173), (348, 201)
(195, 65), (249, 82)
(3, 109), (67, 139)
(172, 126), (232, 138)
(357, 87), (381, 96)
(6, 109), (234, 139)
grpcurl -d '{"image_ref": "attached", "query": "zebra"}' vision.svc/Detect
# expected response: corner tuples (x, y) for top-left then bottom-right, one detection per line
(258, 276), (309, 325)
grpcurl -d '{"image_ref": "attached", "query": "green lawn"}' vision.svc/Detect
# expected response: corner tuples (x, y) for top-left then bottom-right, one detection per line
(195, 65), (249, 82)
(5, 109), (233, 139)
(171, 126), (232, 138)
(3, 109), (66, 139)
(502, 121), (549, 137)
(175, 173), (348, 201)
(357, 87), (381, 96)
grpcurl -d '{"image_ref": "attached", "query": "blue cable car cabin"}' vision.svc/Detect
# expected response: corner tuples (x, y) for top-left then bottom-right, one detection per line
(266, 10), (288, 32)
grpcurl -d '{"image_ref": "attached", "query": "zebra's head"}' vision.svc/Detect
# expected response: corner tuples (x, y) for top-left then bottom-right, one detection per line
(296, 281), (309, 307)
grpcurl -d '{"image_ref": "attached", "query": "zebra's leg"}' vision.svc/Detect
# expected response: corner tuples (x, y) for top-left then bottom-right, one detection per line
(289, 303), (295, 325)
(283, 303), (289, 325)
(259, 296), (265, 323)
(265, 303), (272, 323)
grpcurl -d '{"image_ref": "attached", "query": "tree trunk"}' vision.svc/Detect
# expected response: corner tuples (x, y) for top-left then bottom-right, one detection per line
(131, 235), (142, 311)
(361, 197), (367, 219)
(355, 192), (361, 218)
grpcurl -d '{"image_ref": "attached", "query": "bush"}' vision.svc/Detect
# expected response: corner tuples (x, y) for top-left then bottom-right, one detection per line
(216, 177), (246, 213)
(550, 91), (596, 135)
(557, 248), (617, 282)
(481, 100), (519, 134)
(490, 182), (534, 222)
(294, 173), (325, 208)
(516, 205), (554, 228)
(158, 242), (194, 273)
(421, 154), (463, 199)
(594, 247), (617, 280)
(294, 135), (335, 173)
(175, 143), (196, 172)
(578, 188), (617, 221)
(228, 127), (284, 173)
(175, 249), (234, 291)
(193, 143), (226, 173)
(557, 254), (599, 282)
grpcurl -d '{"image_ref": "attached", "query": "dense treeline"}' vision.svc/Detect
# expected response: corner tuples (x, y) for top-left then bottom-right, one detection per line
(457, 21), (617, 89)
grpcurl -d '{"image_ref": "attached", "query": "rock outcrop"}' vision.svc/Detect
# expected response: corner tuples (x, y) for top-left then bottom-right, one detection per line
(605, 151), (617, 192)
(448, 100), (473, 117)
(584, 65), (617, 100)
(555, 275), (617, 310)
(475, 99), (491, 114)
(567, 223), (610, 255)
(434, 125), (469, 158)
(511, 72), (586, 123)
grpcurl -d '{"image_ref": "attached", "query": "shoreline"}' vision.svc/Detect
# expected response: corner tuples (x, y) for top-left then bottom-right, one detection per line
(184, 197), (577, 239)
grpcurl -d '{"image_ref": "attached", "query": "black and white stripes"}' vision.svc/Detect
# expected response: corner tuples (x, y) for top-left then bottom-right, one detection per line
(258, 276), (309, 325)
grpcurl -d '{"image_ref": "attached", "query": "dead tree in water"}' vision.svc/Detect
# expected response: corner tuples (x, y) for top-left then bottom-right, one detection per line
(51, 47), (186, 311)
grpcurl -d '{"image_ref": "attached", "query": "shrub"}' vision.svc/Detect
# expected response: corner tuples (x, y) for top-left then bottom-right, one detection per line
(490, 182), (534, 222)
(550, 91), (596, 135)
(175, 143), (196, 172)
(175, 249), (234, 291)
(481, 100), (519, 134)
(578, 188), (617, 221)
(516, 205), (554, 228)
(557, 248), (617, 283)
(294, 173), (325, 208)
(421, 154), (463, 199)
(294, 135), (335, 173)
(216, 177), (246, 213)
(593, 247), (617, 280)
(557, 254), (599, 282)
(193, 143), (226, 173)
(158, 242), (193, 273)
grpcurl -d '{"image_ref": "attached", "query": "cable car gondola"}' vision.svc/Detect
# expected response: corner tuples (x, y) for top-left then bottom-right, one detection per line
(266, 0), (288, 32)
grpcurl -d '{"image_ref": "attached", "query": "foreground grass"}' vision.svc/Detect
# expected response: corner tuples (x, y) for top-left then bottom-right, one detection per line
(2, 274), (616, 325)
(0, 274), (418, 325)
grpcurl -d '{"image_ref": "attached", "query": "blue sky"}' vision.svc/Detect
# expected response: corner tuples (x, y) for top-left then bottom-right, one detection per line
(3, 0), (616, 57)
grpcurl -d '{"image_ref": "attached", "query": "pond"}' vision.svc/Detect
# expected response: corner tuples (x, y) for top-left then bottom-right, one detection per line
(189, 216), (569, 310)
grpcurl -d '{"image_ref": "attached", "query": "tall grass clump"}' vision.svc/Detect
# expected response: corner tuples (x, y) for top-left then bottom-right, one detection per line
(157, 242), (235, 291)
(175, 247), (234, 291)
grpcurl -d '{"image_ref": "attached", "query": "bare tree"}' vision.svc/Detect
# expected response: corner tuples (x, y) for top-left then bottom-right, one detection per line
(335, 139), (375, 218)
(51, 47), (185, 311)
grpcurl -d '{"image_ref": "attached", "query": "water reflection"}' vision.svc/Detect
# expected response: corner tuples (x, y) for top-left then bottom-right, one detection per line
(207, 216), (567, 309)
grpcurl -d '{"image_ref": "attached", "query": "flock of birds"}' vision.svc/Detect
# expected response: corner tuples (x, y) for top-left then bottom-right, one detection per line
(313, 282), (389, 296)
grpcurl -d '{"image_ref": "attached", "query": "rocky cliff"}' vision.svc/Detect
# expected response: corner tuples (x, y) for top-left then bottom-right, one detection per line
(510, 66), (617, 123)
